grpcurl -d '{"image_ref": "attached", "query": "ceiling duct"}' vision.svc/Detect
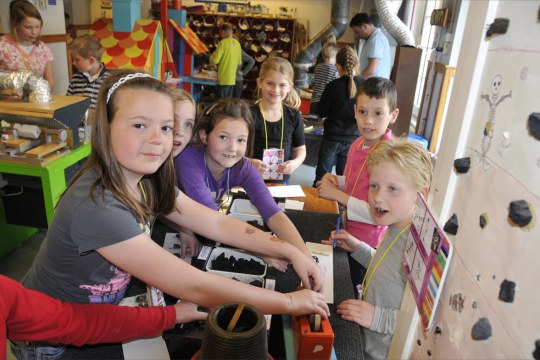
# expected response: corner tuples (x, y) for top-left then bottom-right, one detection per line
(293, 0), (350, 88)
(374, 0), (415, 46)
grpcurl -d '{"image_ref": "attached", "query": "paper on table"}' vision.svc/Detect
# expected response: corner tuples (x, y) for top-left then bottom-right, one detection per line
(122, 336), (170, 360)
(285, 199), (305, 210)
(120, 295), (170, 360)
(306, 242), (334, 304)
(268, 185), (305, 198)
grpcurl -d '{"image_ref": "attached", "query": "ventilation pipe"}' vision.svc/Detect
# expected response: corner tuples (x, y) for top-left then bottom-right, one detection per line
(374, 0), (415, 46)
(293, 0), (350, 88)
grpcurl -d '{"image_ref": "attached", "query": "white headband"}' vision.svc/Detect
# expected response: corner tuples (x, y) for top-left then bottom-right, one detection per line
(106, 73), (155, 104)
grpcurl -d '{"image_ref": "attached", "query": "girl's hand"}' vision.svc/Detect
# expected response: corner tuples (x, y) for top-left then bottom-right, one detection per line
(279, 160), (299, 175)
(179, 229), (202, 258)
(289, 251), (325, 292)
(263, 256), (289, 272)
(287, 289), (330, 319)
(173, 300), (208, 324)
(250, 158), (270, 174)
(336, 299), (375, 328)
(321, 229), (361, 253)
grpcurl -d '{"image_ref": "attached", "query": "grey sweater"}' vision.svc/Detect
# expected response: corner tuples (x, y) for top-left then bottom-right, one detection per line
(351, 226), (408, 360)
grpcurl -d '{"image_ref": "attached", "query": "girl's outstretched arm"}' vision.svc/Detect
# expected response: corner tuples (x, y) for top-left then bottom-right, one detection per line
(96, 231), (329, 318)
(163, 191), (324, 292)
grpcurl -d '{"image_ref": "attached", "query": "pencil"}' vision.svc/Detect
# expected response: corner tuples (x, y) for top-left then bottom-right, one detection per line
(334, 214), (341, 248)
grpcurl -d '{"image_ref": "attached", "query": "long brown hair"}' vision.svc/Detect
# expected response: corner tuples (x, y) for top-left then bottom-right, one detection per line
(63, 69), (178, 222)
(9, 0), (43, 43)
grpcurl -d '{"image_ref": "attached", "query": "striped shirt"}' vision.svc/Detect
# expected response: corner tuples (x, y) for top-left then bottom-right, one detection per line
(66, 63), (110, 109)
(311, 63), (338, 104)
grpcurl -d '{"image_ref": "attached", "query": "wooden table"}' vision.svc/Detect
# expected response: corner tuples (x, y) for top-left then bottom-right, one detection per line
(267, 184), (338, 214)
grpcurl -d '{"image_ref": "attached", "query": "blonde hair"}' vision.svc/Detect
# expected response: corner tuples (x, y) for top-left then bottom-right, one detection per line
(257, 57), (300, 109)
(323, 32), (337, 45)
(69, 34), (104, 61)
(336, 46), (359, 99)
(321, 42), (338, 61)
(169, 87), (195, 107)
(367, 137), (433, 191)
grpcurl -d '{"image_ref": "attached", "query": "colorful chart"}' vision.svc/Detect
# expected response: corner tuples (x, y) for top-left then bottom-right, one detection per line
(403, 193), (453, 330)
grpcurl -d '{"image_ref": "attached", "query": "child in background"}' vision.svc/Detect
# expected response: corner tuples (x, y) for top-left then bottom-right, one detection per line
(2, 274), (206, 360)
(66, 34), (110, 125)
(313, 46), (362, 185)
(210, 22), (242, 99)
(0, 0), (55, 90)
(175, 98), (317, 271)
(317, 77), (399, 288)
(17, 69), (328, 359)
(234, 49), (255, 98)
(250, 57), (306, 184)
(309, 42), (338, 114)
(323, 138), (433, 360)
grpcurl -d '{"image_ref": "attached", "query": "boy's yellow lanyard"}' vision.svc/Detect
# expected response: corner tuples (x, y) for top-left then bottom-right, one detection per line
(345, 140), (380, 196)
(259, 102), (284, 150)
(360, 224), (411, 300)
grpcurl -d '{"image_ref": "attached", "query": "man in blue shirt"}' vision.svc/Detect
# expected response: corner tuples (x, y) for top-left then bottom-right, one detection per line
(350, 13), (392, 79)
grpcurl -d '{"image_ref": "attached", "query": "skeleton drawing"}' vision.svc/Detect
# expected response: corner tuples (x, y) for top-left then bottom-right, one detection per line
(479, 74), (511, 169)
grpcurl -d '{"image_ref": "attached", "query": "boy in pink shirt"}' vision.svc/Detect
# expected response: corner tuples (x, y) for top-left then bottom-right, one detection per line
(317, 77), (399, 288)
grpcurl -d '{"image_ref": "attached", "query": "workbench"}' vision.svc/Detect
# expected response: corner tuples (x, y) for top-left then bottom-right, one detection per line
(0, 143), (91, 257)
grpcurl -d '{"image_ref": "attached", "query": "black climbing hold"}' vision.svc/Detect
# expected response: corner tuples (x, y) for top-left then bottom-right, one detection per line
(453, 157), (471, 174)
(479, 213), (488, 228)
(498, 279), (516, 303)
(443, 213), (459, 235)
(471, 317), (492, 340)
(435, 326), (442, 334)
(508, 200), (533, 227)
(532, 339), (540, 360)
(528, 113), (540, 141)
(485, 18), (509, 38)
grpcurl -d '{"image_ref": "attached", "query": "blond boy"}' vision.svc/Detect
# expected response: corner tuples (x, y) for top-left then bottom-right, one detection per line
(66, 34), (110, 124)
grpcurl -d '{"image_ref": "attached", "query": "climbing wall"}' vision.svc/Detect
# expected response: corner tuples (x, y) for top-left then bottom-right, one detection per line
(410, 1), (540, 358)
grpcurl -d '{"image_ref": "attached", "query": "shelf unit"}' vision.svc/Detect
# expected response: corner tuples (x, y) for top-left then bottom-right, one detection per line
(187, 12), (296, 99)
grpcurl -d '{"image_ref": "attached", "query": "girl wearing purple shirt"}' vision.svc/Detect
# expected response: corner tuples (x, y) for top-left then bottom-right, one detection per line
(175, 98), (317, 271)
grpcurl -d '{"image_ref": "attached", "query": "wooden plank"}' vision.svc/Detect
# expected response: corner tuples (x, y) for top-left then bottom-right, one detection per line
(0, 95), (87, 118)
(24, 142), (67, 158)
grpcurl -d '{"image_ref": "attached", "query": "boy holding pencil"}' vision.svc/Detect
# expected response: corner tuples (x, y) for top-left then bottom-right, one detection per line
(322, 138), (433, 360)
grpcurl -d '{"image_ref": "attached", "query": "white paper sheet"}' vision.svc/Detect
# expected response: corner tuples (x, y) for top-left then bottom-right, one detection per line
(306, 242), (334, 304)
(122, 336), (170, 360)
(268, 185), (305, 198)
(285, 199), (305, 210)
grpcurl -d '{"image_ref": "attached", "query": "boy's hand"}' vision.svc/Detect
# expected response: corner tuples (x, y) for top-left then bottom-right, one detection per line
(287, 289), (330, 319)
(321, 173), (339, 187)
(317, 180), (343, 202)
(321, 229), (361, 253)
(336, 299), (375, 328)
